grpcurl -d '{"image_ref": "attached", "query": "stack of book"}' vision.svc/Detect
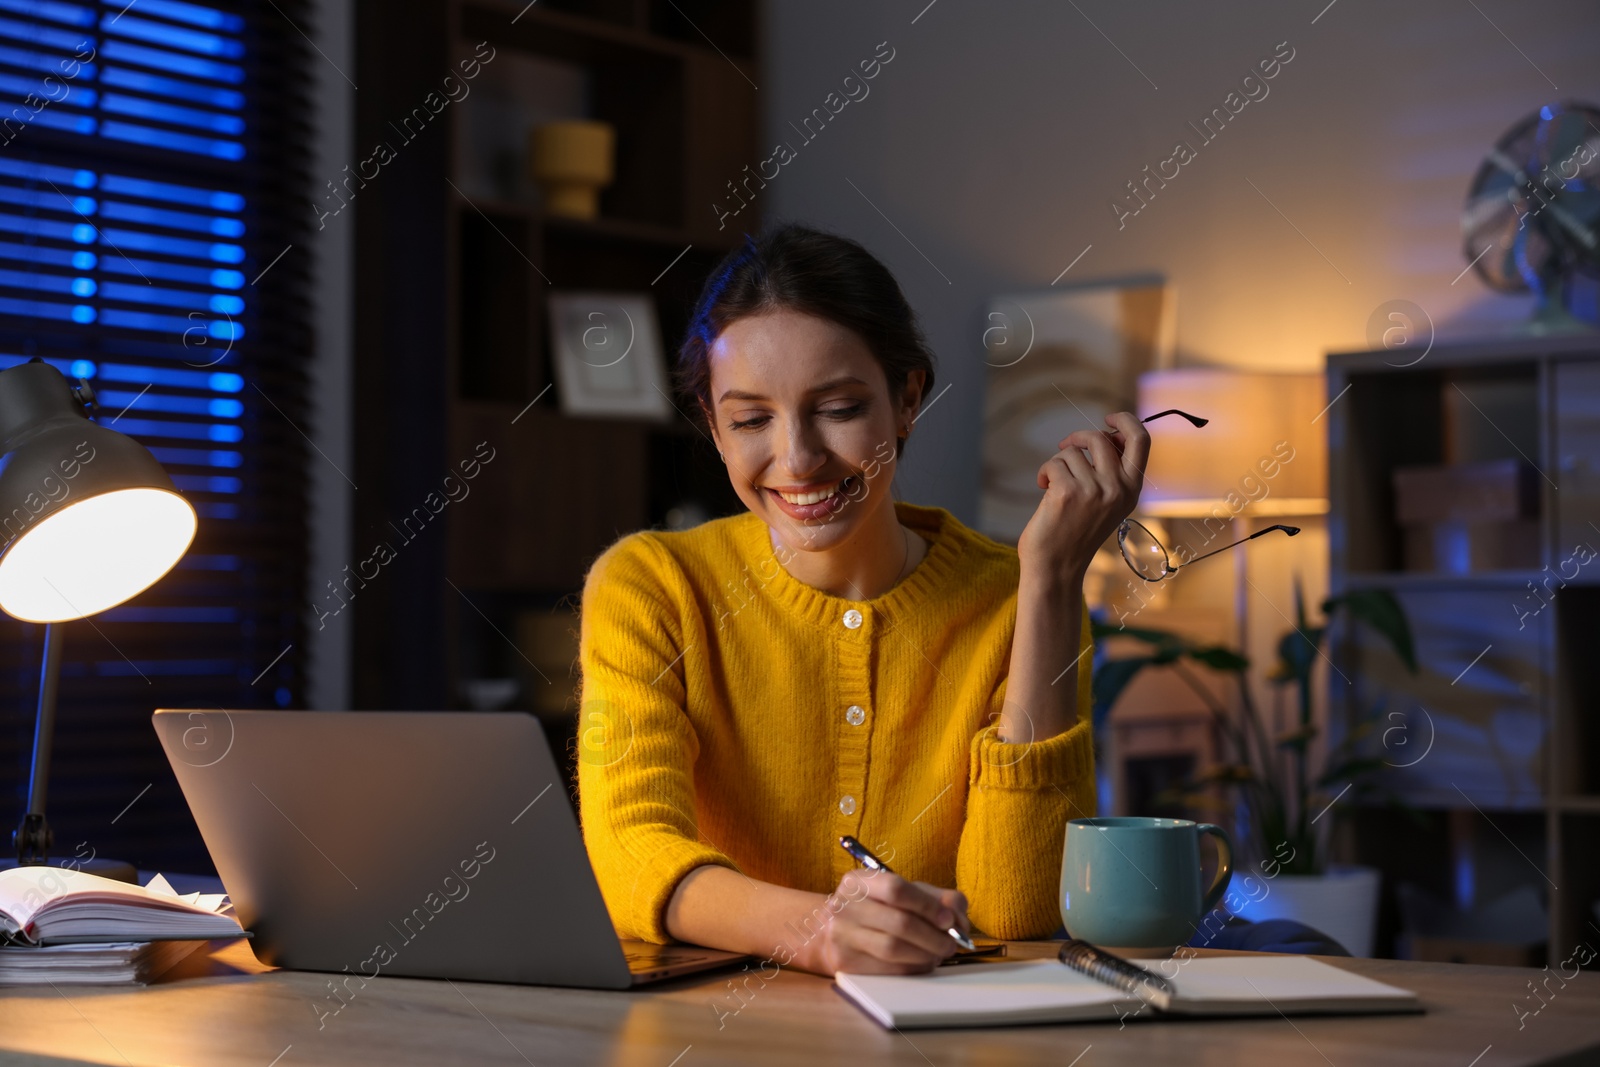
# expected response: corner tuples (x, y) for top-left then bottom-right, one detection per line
(0, 867), (245, 986)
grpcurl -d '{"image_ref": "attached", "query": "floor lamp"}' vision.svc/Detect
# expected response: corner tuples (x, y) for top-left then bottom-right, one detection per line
(1136, 368), (1329, 647)
(1124, 368), (1328, 834)
(1, 358), (197, 879)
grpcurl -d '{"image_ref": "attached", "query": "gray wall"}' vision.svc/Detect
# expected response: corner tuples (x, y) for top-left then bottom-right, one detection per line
(759, 0), (1598, 520)
(307, 0), (355, 710)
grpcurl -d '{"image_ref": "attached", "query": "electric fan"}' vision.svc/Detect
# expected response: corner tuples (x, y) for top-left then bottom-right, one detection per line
(1462, 101), (1600, 330)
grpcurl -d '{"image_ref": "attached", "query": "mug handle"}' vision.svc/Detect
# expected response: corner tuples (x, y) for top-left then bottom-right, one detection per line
(1196, 823), (1233, 913)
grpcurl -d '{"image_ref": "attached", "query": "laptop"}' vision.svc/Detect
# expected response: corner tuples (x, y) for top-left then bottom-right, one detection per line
(153, 709), (752, 988)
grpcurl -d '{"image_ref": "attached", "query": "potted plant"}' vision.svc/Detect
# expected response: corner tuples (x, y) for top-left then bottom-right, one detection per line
(1091, 586), (1417, 955)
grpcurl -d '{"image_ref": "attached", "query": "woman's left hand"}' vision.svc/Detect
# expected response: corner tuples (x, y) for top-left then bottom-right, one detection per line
(1016, 411), (1148, 580)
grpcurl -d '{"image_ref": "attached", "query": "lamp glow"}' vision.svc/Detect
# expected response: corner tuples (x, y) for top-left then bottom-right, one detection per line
(1136, 369), (1328, 518)
(0, 487), (196, 621)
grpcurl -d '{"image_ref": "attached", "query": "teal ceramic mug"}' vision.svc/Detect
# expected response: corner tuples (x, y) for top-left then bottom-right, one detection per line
(1059, 817), (1233, 950)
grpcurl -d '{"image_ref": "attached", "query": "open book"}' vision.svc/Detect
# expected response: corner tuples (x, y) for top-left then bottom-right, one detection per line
(0, 867), (244, 945)
(835, 955), (1421, 1030)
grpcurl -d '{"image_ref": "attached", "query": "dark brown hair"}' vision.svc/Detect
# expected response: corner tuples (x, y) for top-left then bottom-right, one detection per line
(675, 223), (937, 445)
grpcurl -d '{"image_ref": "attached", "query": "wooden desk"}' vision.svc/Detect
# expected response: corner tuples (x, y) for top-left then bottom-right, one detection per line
(1, 940), (1596, 1066)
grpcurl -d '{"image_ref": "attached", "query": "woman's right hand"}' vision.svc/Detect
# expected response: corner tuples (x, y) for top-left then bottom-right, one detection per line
(802, 869), (972, 975)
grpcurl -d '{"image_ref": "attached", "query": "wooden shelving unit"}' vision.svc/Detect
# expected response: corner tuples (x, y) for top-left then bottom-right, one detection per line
(349, 0), (756, 779)
(436, 0), (757, 786)
(1326, 333), (1600, 962)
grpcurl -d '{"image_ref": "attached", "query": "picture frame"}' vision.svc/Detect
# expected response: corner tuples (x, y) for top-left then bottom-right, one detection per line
(977, 276), (1175, 543)
(546, 290), (673, 420)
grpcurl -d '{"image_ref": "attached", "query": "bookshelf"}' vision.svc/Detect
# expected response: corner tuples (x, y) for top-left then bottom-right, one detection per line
(352, 0), (756, 790)
(446, 0), (757, 769)
(1326, 333), (1600, 961)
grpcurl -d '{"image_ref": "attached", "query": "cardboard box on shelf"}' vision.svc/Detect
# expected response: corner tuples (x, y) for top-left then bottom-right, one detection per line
(1392, 459), (1539, 525)
(1401, 518), (1542, 573)
(1392, 460), (1541, 573)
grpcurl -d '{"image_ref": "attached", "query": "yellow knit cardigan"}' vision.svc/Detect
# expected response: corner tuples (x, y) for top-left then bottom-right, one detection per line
(575, 501), (1095, 944)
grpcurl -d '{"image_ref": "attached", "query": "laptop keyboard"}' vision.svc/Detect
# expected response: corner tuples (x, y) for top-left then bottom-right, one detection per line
(624, 947), (713, 968)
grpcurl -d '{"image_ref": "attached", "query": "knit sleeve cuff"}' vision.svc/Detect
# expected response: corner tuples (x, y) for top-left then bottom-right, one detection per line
(967, 719), (1094, 792)
(632, 838), (745, 944)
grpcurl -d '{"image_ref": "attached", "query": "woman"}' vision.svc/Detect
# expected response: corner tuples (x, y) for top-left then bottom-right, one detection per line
(577, 224), (1146, 977)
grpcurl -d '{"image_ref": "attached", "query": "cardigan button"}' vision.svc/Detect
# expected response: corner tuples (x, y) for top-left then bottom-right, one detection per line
(842, 609), (863, 629)
(845, 705), (865, 726)
(838, 795), (857, 816)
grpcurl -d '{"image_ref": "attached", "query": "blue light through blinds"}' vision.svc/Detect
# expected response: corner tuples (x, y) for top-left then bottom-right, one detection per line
(0, 155), (247, 345)
(0, 0), (245, 160)
(0, 0), (249, 468)
(0, 0), (309, 878)
(0, 0), (277, 689)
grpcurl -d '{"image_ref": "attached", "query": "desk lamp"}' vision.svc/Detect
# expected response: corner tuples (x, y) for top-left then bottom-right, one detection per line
(0, 358), (197, 878)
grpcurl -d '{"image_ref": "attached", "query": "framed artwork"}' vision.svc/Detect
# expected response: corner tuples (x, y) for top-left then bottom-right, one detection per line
(547, 290), (673, 420)
(977, 277), (1175, 543)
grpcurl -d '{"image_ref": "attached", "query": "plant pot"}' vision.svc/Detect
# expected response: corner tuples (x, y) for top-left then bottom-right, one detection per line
(1226, 864), (1380, 957)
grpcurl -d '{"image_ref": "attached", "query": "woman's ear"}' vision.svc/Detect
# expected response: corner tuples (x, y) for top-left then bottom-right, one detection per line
(700, 401), (725, 460)
(899, 369), (927, 430)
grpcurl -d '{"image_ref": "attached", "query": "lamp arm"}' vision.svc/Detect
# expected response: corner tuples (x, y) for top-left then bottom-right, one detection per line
(14, 622), (62, 864)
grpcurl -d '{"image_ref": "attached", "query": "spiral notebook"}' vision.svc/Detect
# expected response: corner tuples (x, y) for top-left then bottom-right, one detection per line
(833, 955), (1421, 1030)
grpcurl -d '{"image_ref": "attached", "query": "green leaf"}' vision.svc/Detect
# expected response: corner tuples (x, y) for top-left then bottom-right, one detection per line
(1316, 756), (1390, 787)
(1091, 656), (1156, 726)
(1325, 589), (1417, 672)
(1339, 715), (1380, 744)
(1276, 725), (1318, 750)
(1193, 763), (1256, 784)
(1189, 646), (1250, 672)
(1091, 622), (1185, 646)
(1149, 782), (1217, 809)
(1275, 626), (1324, 680)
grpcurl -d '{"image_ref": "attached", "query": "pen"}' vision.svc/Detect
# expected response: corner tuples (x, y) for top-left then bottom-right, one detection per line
(838, 835), (976, 951)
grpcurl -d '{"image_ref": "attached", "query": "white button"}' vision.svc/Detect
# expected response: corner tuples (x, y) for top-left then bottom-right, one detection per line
(838, 795), (857, 815)
(845, 705), (865, 726)
(843, 609), (863, 629)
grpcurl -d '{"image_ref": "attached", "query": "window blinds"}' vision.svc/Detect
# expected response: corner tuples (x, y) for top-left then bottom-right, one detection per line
(0, 0), (312, 871)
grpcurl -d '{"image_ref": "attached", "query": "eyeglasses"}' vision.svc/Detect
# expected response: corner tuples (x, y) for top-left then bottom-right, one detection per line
(1117, 409), (1300, 583)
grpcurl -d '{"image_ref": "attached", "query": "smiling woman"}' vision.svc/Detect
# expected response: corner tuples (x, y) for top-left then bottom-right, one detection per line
(575, 224), (1149, 978)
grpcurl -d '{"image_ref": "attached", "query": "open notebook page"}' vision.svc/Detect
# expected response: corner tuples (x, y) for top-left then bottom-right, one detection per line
(835, 955), (1419, 1029)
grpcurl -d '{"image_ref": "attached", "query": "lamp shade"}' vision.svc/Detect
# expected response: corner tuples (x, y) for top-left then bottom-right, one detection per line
(0, 361), (196, 622)
(1136, 368), (1327, 518)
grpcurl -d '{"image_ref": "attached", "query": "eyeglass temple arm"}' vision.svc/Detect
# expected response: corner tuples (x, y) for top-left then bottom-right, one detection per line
(1105, 410), (1207, 439)
(1180, 523), (1301, 566)
(1141, 409), (1209, 427)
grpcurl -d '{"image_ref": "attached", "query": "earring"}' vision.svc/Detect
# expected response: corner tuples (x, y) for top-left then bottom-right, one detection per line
(718, 450), (726, 462)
